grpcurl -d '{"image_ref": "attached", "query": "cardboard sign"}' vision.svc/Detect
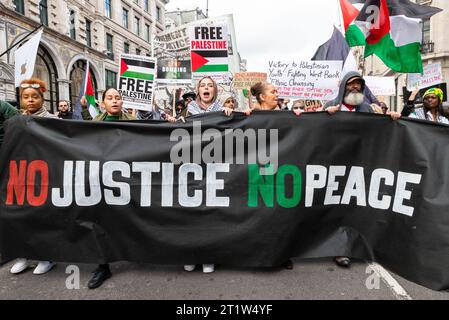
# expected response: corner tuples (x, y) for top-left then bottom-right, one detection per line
(364, 76), (396, 96)
(189, 25), (229, 83)
(118, 54), (156, 111)
(407, 63), (443, 91)
(268, 61), (342, 100)
(234, 72), (268, 90)
(156, 59), (192, 84)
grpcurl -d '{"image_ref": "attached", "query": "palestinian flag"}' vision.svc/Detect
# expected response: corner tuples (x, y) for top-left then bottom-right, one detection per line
(120, 58), (155, 81)
(83, 62), (99, 118)
(343, 0), (442, 73)
(190, 50), (229, 73)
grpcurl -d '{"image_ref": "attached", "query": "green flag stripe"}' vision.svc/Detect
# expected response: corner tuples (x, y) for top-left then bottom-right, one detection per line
(346, 24), (367, 47)
(86, 94), (96, 108)
(364, 33), (422, 73)
(122, 72), (154, 81)
(194, 64), (229, 73)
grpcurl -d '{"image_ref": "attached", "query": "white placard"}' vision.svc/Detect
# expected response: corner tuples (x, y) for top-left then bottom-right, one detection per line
(267, 61), (342, 100)
(407, 63), (443, 91)
(364, 76), (396, 96)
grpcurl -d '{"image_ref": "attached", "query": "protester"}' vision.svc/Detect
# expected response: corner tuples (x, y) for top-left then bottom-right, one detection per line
(409, 88), (448, 124)
(0, 100), (19, 149)
(325, 72), (401, 268)
(10, 78), (57, 275)
(182, 91), (196, 106)
(86, 88), (136, 289)
(175, 99), (188, 119)
(401, 89), (420, 117)
(183, 77), (233, 274)
(220, 93), (237, 111)
(186, 77), (233, 117)
(57, 100), (73, 119)
(281, 98), (291, 110)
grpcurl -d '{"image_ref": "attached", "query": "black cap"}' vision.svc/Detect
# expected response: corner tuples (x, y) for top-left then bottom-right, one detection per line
(182, 92), (196, 100)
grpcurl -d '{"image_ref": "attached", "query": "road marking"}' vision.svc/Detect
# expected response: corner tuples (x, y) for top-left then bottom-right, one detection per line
(368, 263), (413, 300)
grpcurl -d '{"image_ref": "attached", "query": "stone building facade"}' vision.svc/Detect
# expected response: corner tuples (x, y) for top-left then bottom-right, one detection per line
(0, 0), (168, 112)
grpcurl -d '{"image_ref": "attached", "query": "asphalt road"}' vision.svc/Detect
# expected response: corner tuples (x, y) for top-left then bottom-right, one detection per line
(0, 258), (447, 300)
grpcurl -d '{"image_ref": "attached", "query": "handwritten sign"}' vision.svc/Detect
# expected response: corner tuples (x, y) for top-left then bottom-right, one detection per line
(268, 61), (342, 100)
(364, 76), (396, 96)
(234, 72), (268, 89)
(407, 63), (443, 91)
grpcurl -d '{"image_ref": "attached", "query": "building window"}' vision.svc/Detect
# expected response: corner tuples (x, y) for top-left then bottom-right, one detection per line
(422, 18), (431, 44)
(105, 0), (111, 18)
(156, 7), (161, 22)
(14, 0), (25, 14)
(136, 48), (141, 55)
(106, 33), (114, 59)
(144, 0), (149, 12)
(86, 19), (92, 47)
(145, 24), (150, 42)
(39, 0), (49, 26)
(69, 10), (76, 40)
(122, 8), (129, 29)
(106, 70), (117, 89)
(134, 16), (140, 36)
(124, 42), (129, 53)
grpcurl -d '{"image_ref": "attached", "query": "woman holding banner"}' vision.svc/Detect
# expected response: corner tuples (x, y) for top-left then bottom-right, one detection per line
(10, 78), (58, 276)
(186, 77), (233, 117)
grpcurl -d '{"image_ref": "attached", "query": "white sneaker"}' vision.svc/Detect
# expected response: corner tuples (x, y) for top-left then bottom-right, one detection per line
(202, 264), (215, 273)
(10, 258), (30, 274)
(33, 261), (56, 275)
(184, 265), (196, 272)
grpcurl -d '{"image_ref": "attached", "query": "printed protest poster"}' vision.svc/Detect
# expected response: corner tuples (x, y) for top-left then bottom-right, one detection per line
(157, 59), (192, 84)
(407, 63), (443, 91)
(364, 76), (396, 96)
(118, 54), (156, 111)
(234, 72), (268, 90)
(189, 25), (229, 83)
(268, 61), (342, 100)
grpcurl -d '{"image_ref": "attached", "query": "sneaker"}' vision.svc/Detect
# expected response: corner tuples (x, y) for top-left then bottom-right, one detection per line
(10, 258), (30, 274)
(33, 261), (56, 275)
(184, 265), (196, 272)
(202, 264), (215, 273)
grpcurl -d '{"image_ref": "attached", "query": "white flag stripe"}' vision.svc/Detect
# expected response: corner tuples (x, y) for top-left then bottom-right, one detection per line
(14, 29), (43, 87)
(125, 65), (155, 75)
(203, 57), (229, 65)
(390, 15), (422, 47)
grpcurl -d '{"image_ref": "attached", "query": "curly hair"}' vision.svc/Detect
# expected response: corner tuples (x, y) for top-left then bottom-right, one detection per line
(19, 78), (47, 98)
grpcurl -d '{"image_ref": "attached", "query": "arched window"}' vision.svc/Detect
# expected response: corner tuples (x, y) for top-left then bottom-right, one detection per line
(69, 60), (98, 108)
(33, 45), (59, 113)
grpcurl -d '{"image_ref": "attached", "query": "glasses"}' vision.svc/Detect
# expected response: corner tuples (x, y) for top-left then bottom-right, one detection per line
(20, 83), (42, 89)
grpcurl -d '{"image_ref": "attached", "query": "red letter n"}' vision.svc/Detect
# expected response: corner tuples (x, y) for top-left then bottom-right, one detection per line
(6, 160), (27, 206)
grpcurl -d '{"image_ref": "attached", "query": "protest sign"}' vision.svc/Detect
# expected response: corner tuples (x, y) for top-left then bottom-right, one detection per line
(118, 54), (156, 111)
(364, 76), (396, 96)
(156, 59), (192, 84)
(189, 25), (230, 83)
(407, 63), (443, 91)
(233, 72), (268, 90)
(268, 61), (342, 100)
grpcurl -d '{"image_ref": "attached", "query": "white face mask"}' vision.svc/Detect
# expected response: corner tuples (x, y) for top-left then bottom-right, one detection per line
(344, 92), (365, 106)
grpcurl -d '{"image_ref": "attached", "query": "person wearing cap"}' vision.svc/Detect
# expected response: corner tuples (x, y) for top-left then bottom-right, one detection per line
(10, 78), (57, 276)
(325, 72), (401, 268)
(409, 88), (448, 124)
(182, 91), (197, 107)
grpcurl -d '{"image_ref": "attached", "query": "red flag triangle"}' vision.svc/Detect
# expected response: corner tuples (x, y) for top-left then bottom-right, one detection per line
(191, 51), (209, 72)
(120, 58), (129, 76)
(339, 0), (360, 31)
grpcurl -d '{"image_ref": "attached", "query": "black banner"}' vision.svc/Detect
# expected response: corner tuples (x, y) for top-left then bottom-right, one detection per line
(1, 112), (449, 291)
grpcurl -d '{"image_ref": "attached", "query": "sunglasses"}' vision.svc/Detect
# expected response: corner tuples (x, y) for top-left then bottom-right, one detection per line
(20, 83), (42, 89)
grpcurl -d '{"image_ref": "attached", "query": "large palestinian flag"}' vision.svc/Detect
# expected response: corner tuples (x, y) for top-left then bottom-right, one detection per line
(342, 0), (442, 73)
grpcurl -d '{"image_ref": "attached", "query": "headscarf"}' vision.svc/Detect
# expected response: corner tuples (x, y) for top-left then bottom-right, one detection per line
(423, 88), (444, 103)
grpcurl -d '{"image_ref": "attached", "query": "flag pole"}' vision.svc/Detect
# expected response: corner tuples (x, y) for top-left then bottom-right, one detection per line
(0, 24), (43, 58)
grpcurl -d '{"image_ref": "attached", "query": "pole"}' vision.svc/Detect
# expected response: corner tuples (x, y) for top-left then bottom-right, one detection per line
(172, 88), (176, 117)
(206, 0), (209, 18)
(0, 24), (43, 58)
